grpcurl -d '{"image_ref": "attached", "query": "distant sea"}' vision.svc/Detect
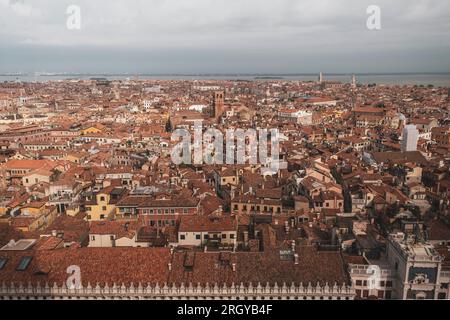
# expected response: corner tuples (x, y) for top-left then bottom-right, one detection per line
(1, 73), (450, 87)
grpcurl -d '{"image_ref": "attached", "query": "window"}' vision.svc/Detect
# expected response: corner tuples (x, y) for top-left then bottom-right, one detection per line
(102, 206), (107, 211)
(230, 234), (235, 239)
(438, 293), (447, 300)
(222, 234), (227, 239)
(164, 209), (169, 214)
(386, 281), (393, 287)
(0, 258), (8, 270)
(110, 236), (114, 240)
(204, 234), (209, 239)
(356, 280), (362, 286)
(385, 291), (392, 299)
(100, 196), (105, 201)
(16, 256), (33, 271)
(180, 234), (185, 240)
(196, 234), (201, 240)
(91, 236), (95, 241)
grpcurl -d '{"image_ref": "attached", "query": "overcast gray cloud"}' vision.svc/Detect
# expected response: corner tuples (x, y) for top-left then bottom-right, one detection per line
(0, 0), (449, 73)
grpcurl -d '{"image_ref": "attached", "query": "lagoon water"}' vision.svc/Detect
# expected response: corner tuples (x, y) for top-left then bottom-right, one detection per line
(1, 73), (450, 87)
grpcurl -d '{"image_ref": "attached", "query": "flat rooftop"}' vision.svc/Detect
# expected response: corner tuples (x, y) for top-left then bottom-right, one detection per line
(0, 239), (36, 251)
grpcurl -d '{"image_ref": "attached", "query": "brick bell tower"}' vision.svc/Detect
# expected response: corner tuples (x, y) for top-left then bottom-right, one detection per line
(213, 91), (224, 119)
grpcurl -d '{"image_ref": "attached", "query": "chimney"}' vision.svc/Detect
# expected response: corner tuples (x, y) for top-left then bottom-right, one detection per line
(285, 221), (290, 233)
(51, 230), (58, 237)
(232, 263), (236, 272)
(294, 254), (299, 265)
(168, 263), (172, 271)
(291, 240), (296, 252)
(331, 227), (337, 245)
(243, 231), (249, 246)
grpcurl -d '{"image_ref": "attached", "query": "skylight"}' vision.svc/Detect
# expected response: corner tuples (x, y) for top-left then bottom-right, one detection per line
(16, 256), (33, 271)
(0, 258), (8, 270)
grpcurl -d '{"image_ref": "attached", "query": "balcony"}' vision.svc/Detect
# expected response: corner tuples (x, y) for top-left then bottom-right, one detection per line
(349, 264), (395, 277)
(48, 194), (75, 203)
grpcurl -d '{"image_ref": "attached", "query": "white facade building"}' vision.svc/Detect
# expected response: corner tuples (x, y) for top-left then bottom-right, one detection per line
(401, 125), (419, 152)
(278, 109), (313, 125)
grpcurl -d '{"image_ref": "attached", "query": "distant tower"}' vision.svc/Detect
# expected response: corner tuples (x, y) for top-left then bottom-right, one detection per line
(113, 83), (120, 100)
(351, 74), (357, 89)
(319, 72), (323, 83)
(401, 124), (419, 152)
(213, 91), (225, 119)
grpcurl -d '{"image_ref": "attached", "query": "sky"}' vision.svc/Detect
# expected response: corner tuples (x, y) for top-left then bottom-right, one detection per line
(0, 0), (450, 74)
